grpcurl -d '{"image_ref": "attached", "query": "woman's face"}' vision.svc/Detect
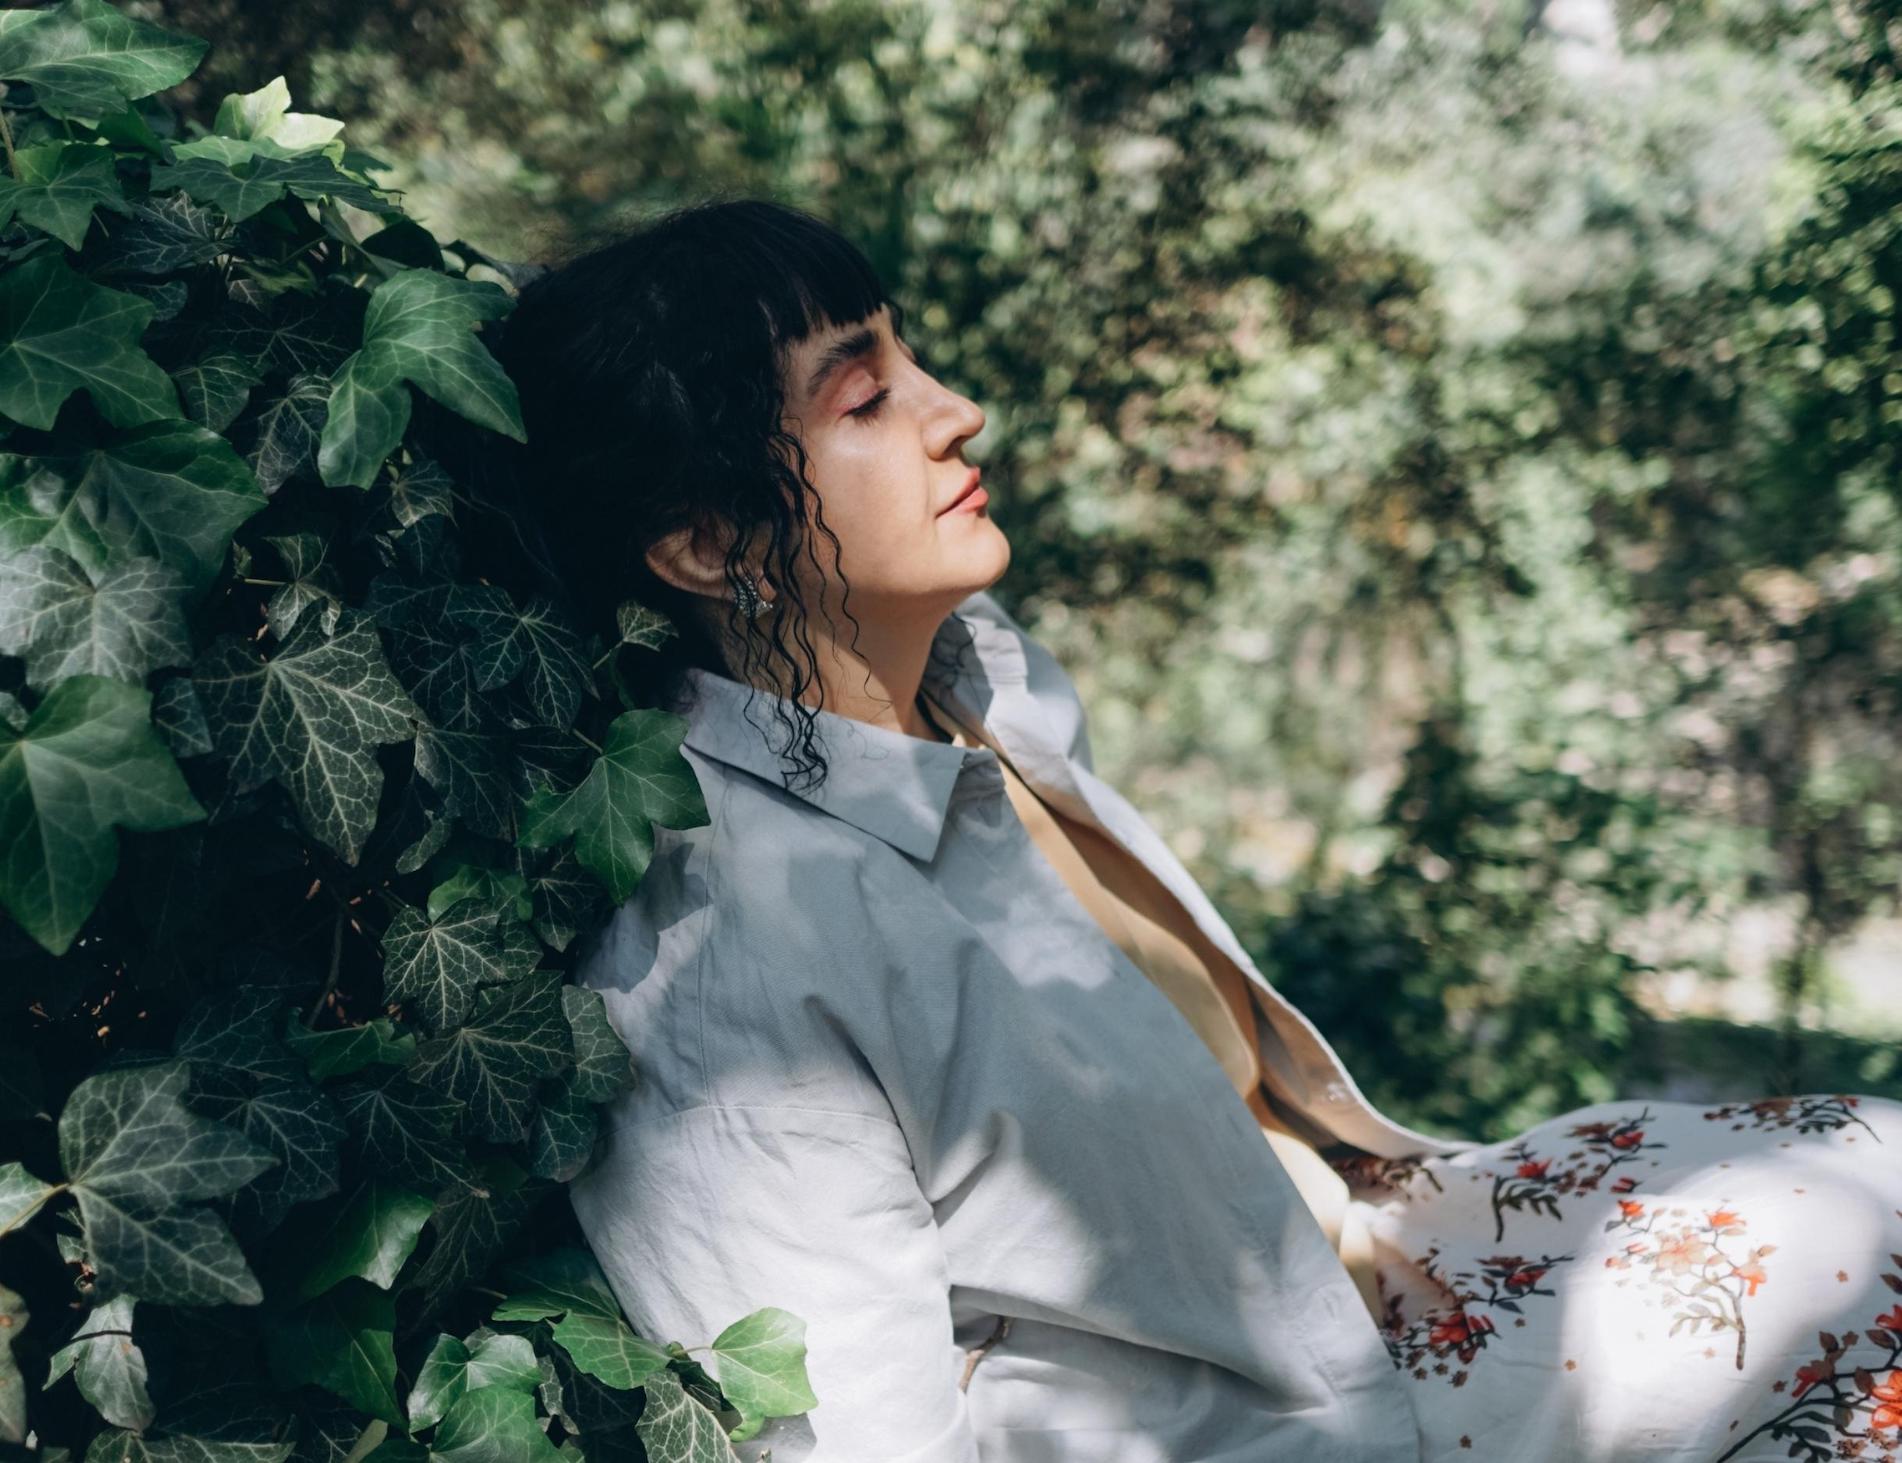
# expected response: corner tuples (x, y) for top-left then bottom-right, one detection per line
(773, 302), (1008, 632)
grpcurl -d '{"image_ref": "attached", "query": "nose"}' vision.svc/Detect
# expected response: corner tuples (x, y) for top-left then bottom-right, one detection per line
(926, 379), (986, 462)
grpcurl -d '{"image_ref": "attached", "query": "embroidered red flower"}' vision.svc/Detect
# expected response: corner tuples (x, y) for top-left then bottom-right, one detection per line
(1428, 1311), (1496, 1352)
(1705, 1208), (1744, 1232)
(1617, 1199), (1645, 1218)
(1505, 1266), (1549, 1292)
(1870, 1369), (1902, 1432)
(1609, 1129), (1645, 1150)
(1874, 1305), (1902, 1332)
(1516, 1159), (1551, 1180)
(1791, 1360), (1834, 1399)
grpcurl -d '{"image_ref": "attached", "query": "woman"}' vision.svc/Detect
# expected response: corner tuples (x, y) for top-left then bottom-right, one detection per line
(484, 197), (1902, 1462)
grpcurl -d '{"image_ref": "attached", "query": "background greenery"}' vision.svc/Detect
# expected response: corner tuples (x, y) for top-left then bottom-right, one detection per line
(146, 0), (1902, 1139)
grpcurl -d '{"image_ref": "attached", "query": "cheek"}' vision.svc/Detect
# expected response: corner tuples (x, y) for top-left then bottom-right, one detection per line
(805, 437), (923, 551)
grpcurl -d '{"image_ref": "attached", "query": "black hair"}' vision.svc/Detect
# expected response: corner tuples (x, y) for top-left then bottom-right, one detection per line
(451, 193), (910, 795)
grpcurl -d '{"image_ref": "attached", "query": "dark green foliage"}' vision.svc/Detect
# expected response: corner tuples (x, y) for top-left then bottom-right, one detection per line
(0, 7), (807, 1458)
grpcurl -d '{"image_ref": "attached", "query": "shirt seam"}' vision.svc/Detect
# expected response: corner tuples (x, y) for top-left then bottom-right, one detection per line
(695, 754), (726, 1114)
(600, 1100), (906, 1138)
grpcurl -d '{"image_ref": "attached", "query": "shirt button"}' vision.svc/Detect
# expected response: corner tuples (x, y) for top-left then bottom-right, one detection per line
(1323, 1081), (1349, 1103)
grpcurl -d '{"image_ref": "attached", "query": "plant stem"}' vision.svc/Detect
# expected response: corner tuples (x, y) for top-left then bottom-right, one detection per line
(306, 907), (346, 1026)
(0, 105), (18, 180)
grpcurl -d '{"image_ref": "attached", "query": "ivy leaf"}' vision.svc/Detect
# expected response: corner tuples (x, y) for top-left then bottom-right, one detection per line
(436, 584), (530, 688)
(430, 1385), (563, 1463)
(382, 452), (455, 527)
(88, 193), (234, 277)
(400, 1157), (539, 1327)
(380, 900), (514, 1035)
(173, 351), (261, 433)
(282, 1016), (413, 1083)
(486, 593), (589, 730)
(286, 1177), (434, 1301)
(413, 724), (513, 839)
(0, 251), (181, 429)
(174, 986), (302, 1084)
(151, 675), (212, 759)
(211, 76), (344, 152)
(291, 1399), (376, 1463)
(631, 1370), (739, 1463)
(36, 555), (183, 693)
(264, 1279), (400, 1425)
(561, 986), (637, 1105)
(524, 1084), (596, 1183)
(0, 143), (132, 251)
(85, 1431), (293, 1463)
(187, 1072), (345, 1232)
(405, 1333), (537, 1433)
(317, 270), (525, 489)
(404, 1334), (468, 1433)
(89, 1202), (253, 1307)
(0, 420), (267, 592)
(0, 676), (203, 956)
(261, 531), (341, 639)
(615, 601), (678, 653)
(43, 1295), (155, 1432)
(331, 1072), (467, 1193)
(518, 710), (708, 904)
(58, 1059), (276, 1210)
(489, 1248), (622, 1325)
(708, 1308), (817, 1444)
(521, 847), (606, 954)
(411, 971), (572, 1144)
(0, 0), (207, 127)
(460, 1333), (540, 1394)
(546, 1314), (669, 1392)
(0, 546), (189, 690)
(206, 296), (357, 380)
(387, 614), (484, 730)
(193, 611), (419, 864)
(244, 372), (328, 495)
(427, 866), (530, 923)
(57, 1061), (275, 1305)
(0, 1282), (25, 1446)
(149, 150), (394, 225)
(1, 1161), (59, 1235)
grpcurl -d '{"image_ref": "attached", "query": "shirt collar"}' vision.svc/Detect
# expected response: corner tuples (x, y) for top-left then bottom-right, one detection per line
(677, 598), (1029, 863)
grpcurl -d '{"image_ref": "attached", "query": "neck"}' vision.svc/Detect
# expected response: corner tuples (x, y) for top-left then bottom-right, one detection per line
(718, 597), (960, 744)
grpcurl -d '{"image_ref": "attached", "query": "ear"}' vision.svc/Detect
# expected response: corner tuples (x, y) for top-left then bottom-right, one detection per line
(645, 520), (746, 600)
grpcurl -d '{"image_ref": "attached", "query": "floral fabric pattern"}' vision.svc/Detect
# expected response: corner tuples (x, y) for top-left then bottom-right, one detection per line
(1335, 1093), (1902, 1461)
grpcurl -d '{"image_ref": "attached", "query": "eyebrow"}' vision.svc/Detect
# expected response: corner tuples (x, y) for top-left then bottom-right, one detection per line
(802, 325), (882, 405)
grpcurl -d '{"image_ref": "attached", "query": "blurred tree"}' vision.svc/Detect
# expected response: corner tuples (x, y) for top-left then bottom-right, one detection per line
(146, 0), (1902, 1138)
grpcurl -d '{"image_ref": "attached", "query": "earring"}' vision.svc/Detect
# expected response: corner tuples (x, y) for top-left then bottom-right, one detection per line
(734, 573), (777, 619)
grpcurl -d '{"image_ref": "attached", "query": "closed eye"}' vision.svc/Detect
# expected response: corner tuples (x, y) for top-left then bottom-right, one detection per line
(847, 387), (890, 420)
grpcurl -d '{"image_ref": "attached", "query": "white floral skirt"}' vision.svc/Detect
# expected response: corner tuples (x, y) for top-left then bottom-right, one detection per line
(1331, 1094), (1902, 1462)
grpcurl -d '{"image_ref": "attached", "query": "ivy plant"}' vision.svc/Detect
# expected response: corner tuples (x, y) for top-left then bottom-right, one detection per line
(0, 5), (814, 1460)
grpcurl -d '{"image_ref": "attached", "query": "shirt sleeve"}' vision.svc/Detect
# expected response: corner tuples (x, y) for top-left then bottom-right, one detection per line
(566, 1102), (981, 1463)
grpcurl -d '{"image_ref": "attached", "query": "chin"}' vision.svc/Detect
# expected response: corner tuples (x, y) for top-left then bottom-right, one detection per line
(976, 523), (1012, 581)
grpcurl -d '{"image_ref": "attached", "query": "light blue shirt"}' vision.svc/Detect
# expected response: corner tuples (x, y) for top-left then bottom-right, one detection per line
(567, 589), (1478, 1461)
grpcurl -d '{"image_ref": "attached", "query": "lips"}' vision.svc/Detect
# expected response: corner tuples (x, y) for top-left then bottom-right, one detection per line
(941, 469), (983, 514)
